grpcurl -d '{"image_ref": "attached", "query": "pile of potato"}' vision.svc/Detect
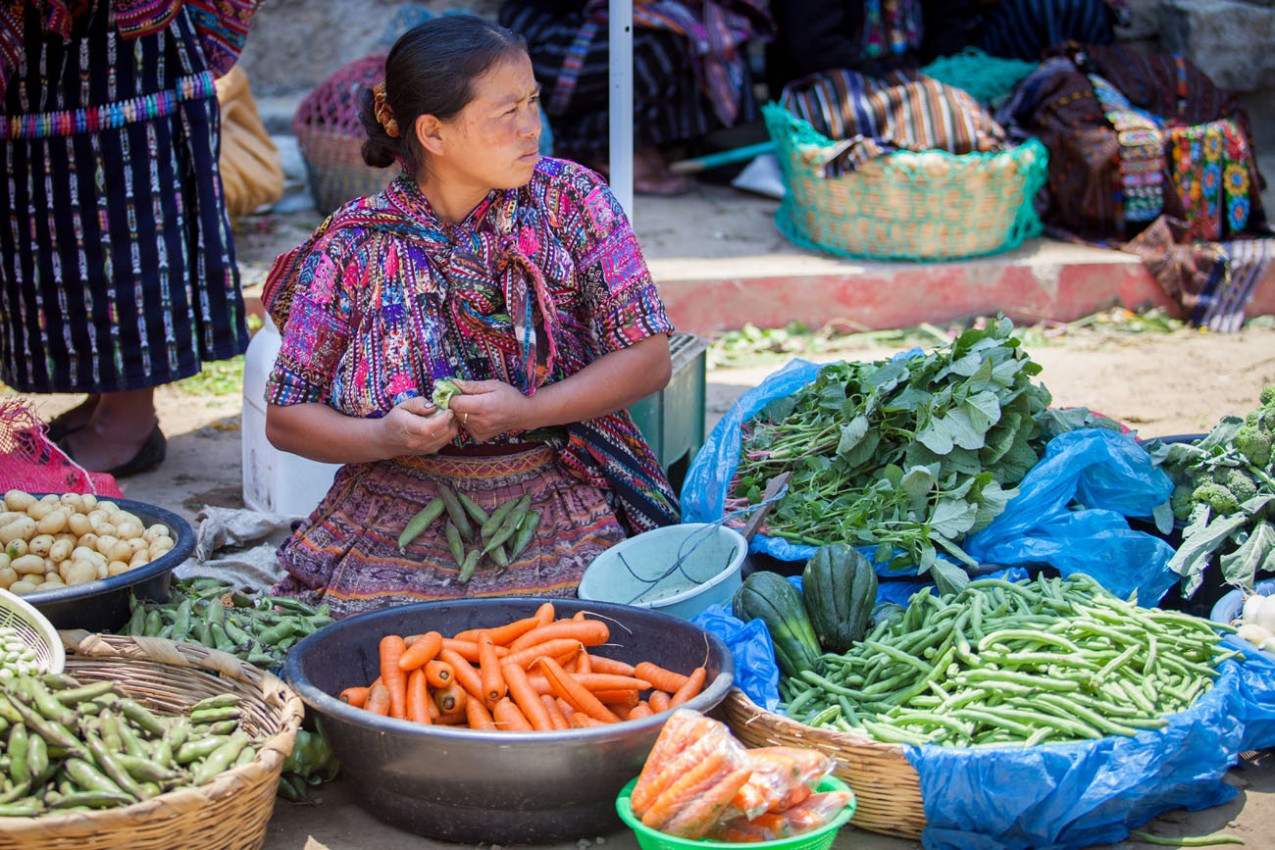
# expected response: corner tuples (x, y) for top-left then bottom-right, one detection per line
(0, 489), (175, 595)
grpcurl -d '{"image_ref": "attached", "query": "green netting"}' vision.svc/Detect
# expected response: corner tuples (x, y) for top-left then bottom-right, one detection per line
(763, 103), (1049, 262)
(920, 47), (1039, 106)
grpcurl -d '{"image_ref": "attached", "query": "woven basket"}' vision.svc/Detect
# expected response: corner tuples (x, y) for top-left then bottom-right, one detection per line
(0, 588), (64, 675)
(764, 104), (1048, 262)
(717, 688), (925, 840)
(0, 632), (305, 850)
(293, 51), (401, 215)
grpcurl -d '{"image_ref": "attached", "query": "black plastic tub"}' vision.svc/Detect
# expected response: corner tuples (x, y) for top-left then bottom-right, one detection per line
(283, 596), (734, 844)
(23, 497), (194, 632)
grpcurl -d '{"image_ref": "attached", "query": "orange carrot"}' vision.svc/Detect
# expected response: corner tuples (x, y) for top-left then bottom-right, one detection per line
(648, 690), (672, 713)
(639, 751), (729, 829)
(628, 702), (654, 720)
(364, 682), (392, 716)
(434, 681), (468, 716)
(339, 686), (370, 708)
(501, 638), (583, 670)
(534, 656), (620, 723)
(555, 697), (577, 722)
(572, 610), (587, 621)
(424, 659), (454, 688)
(397, 630), (443, 671)
(534, 601), (556, 624)
(439, 648), (484, 701)
(441, 638), (509, 663)
(503, 661), (554, 731)
(572, 651), (591, 675)
(541, 694), (570, 730)
(407, 668), (432, 725)
(570, 712), (606, 728)
(466, 696), (498, 731)
(379, 634), (409, 719)
(575, 673), (654, 692)
(492, 697), (533, 732)
(453, 614), (544, 647)
(670, 667), (707, 707)
(587, 655), (637, 677)
(434, 711), (468, 726)
(634, 661), (690, 694)
(507, 620), (610, 652)
(594, 688), (640, 707)
(478, 631), (507, 706)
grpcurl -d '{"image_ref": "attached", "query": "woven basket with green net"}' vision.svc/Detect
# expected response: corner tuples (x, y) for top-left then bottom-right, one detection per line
(763, 104), (1048, 262)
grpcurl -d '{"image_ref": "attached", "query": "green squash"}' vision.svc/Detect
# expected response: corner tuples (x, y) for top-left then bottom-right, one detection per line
(732, 571), (824, 678)
(801, 543), (878, 653)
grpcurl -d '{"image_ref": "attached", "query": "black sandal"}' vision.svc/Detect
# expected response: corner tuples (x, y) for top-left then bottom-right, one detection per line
(44, 395), (100, 442)
(57, 422), (167, 479)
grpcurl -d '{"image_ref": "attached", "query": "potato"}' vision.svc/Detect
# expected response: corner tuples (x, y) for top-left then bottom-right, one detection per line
(27, 534), (54, 558)
(94, 535), (119, 558)
(4, 490), (36, 512)
(48, 539), (73, 564)
(76, 532), (99, 553)
(40, 574), (63, 588)
(106, 560), (132, 577)
(0, 552), (8, 571)
(5, 539), (28, 560)
(9, 580), (38, 595)
(35, 509), (68, 536)
(63, 560), (99, 585)
(144, 523), (171, 543)
(80, 494), (97, 511)
(115, 519), (144, 540)
(67, 512), (93, 537)
(97, 501), (119, 515)
(95, 562), (109, 580)
(107, 539), (133, 564)
(94, 521), (118, 539)
(0, 516), (35, 544)
(149, 537), (175, 559)
(0, 566), (16, 589)
(129, 550), (150, 568)
(25, 500), (57, 521)
(11, 554), (46, 575)
(59, 492), (85, 512)
(86, 509), (109, 529)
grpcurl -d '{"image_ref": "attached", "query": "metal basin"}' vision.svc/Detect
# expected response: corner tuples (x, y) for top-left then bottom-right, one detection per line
(283, 596), (734, 844)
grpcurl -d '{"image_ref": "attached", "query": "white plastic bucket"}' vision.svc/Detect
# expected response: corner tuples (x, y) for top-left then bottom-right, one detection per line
(576, 523), (747, 620)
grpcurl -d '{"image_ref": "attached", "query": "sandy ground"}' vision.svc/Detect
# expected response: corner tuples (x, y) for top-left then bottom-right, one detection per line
(10, 172), (1275, 850)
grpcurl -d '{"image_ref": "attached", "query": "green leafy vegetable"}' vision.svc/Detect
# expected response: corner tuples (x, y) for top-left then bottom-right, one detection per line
(431, 379), (461, 409)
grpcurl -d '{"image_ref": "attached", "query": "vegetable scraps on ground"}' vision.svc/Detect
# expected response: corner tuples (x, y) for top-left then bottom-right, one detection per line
(0, 673), (262, 817)
(627, 708), (854, 841)
(1149, 386), (1275, 598)
(754, 569), (1238, 747)
(337, 602), (708, 730)
(727, 317), (1061, 574)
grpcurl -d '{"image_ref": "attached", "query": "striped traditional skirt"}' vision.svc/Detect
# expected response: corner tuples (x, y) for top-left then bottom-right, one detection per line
(0, 3), (247, 394)
(272, 446), (627, 619)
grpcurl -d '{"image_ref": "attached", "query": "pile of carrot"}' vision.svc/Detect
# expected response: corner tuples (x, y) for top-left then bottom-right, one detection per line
(336, 602), (708, 731)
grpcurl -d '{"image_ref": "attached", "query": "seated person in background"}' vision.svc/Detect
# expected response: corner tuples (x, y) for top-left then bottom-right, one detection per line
(499, 0), (773, 196)
(923, 0), (1127, 63)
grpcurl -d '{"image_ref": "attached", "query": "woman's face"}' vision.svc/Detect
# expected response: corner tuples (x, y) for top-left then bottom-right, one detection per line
(431, 52), (542, 192)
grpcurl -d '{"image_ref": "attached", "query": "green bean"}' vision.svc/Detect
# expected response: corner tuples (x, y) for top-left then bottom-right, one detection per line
(398, 497), (447, 552)
(439, 486), (474, 542)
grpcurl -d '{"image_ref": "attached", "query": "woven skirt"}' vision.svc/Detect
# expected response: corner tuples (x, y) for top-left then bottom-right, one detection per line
(0, 3), (247, 394)
(273, 446), (627, 619)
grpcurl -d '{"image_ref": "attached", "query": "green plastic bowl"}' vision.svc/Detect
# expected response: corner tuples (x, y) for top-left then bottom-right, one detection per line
(615, 774), (856, 850)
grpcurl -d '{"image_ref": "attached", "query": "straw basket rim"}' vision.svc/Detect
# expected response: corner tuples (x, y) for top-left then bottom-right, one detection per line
(717, 687), (925, 840)
(0, 631), (305, 846)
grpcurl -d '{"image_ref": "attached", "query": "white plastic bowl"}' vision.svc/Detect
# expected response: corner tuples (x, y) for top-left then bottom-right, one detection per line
(577, 522), (748, 620)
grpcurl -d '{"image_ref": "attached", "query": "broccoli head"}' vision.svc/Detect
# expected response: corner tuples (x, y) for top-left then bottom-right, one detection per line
(1235, 424), (1273, 468)
(1192, 481), (1241, 515)
(1170, 483), (1197, 522)
(1260, 385), (1275, 408)
(1219, 467), (1260, 502)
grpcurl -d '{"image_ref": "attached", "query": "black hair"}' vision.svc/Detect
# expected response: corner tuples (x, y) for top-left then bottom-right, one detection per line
(360, 14), (527, 174)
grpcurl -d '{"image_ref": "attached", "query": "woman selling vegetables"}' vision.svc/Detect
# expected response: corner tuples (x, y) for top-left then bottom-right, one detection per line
(261, 15), (680, 618)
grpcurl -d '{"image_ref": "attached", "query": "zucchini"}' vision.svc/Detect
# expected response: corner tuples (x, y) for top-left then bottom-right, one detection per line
(801, 543), (878, 653)
(732, 571), (824, 677)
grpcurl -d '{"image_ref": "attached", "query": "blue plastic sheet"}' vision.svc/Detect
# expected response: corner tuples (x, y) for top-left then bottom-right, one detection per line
(681, 359), (1178, 599)
(909, 638), (1275, 850)
(692, 603), (781, 711)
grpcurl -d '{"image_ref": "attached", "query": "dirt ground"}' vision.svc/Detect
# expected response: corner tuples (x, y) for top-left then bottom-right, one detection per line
(11, 177), (1275, 850)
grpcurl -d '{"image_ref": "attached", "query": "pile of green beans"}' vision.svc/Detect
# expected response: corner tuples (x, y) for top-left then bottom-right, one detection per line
(0, 674), (256, 816)
(780, 573), (1240, 747)
(120, 577), (333, 670)
(0, 625), (41, 680)
(401, 486), (539, 584)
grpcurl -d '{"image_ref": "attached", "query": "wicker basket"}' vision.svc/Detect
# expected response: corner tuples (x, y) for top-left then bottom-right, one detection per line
(717, 688), (925, 840)
(764, 104), (1048, 262)
(0, 588), (63, 675)
(293, 51), (401, 215)
(0, 632), (305, 850)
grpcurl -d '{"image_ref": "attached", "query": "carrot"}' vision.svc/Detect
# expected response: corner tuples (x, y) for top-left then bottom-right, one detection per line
(572, 651), (591, 675)
(453, 614), (543, 647)
(397, 630), (443, 671)
(507, 620), (609, 652)
(434, 681), (468, 716)
(379, 634), (409, 719)
(631, 713), (724, 814)
(593, 688), (640, 707)
(555, 697), (577, 722)
(434, 711), (468, 726)
(572, 610), (587, 621)
(541, 694), (570, 730)
(634, 661), (690, 694)
(587, 655), (637, 677)
(339, 686), (370, 708)
(501, 638), (583, 670)
(628, 702), (654, 720)
(570, 712), (607, 728)
(503, 661), (554, 732)
(492, 697), (533, 732)
(659, 767), (753, 839)
(648, 690), (672, 713)
(439, 648), (485, 702)
(478, 631), (507, 706)
(364, 682), (392, 716)
(466, 695), (498, 731)
(639, 751), (729, 829)
(534, 655), (620, 723)
(573, 673), (654, 692)
(407, 668), (432, 725)
(441, 638), (509, 663)
(424, 659), (454, 688)
(534, 601), (556, 624)
(670, 667), (707, 707)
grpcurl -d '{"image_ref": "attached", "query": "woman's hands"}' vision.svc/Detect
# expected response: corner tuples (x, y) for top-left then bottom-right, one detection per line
(445, 380), (533, 443)
(265, 396), (458, 464)
(383, 397), (460, 455)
